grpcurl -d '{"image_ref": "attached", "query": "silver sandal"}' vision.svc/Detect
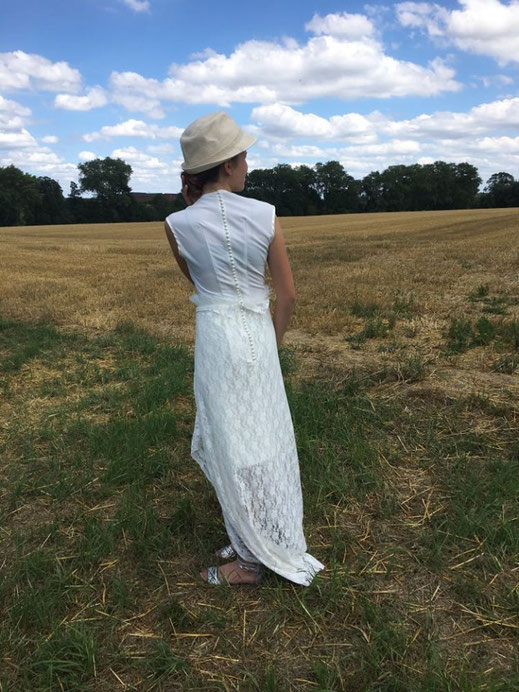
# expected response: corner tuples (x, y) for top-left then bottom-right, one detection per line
(205, 566), (223, 585)
(215, 544), (237, 560)
(202, 561), (264, 586)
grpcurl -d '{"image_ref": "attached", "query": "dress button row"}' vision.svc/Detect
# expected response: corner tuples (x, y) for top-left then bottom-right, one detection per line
(217, 192), (257, 362)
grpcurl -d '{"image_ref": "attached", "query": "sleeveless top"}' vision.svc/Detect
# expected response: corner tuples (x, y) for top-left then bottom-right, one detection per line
(165, 190), (275, 307)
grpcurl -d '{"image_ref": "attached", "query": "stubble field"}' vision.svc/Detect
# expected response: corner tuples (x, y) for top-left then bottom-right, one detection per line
(1, 207), (518, 690)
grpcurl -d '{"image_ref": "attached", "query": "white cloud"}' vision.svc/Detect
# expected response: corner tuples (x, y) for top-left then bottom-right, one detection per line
(477, 74), (514, 88)
(55, 86), (107, 111)
(78, 151), (97, 161)
(109, 72), (166, 117)
(112, 146), (169, 170)
(472, 135), (519, 153)
(345, 139), (421, 155)
(250, 97), (519, 183)
(83, 118), (183, 142)
(0, 95), (31, 131)
(0, 129), (37, 149)
(253, 97), (519, 145)
(266, 142), (332, 159)
(396, 2), (448, 36)
(252, 103), (380, 140)
(170, 33), (459, 103)
(147, 142), (176, 155)
(42, 135), (58, 144)
(382, 96), (519, 138)
(108, 13), (460, 115)
(2, 145), (78, 191)
(0, 50), (81, 92)
(122, 0), (150, 12)
(305, 12), (375, 38)
(109, 145), (181, 192)
(396, 0), (519, 65)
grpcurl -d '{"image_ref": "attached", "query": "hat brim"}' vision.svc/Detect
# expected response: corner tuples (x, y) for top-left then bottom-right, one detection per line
(182, 133), (257, 174)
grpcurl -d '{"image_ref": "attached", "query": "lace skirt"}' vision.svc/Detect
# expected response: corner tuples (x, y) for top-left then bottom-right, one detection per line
(189, 294), (324, 586)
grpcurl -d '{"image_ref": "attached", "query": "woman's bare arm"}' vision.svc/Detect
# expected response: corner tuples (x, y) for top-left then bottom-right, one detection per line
(267, 217), (296, 348)
(164, 221), (194, 285)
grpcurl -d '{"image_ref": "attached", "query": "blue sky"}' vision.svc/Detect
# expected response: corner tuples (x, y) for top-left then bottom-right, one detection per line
(1, 0), (518, 193)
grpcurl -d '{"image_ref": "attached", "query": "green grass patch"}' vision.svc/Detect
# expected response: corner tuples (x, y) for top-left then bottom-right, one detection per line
(1, 316), (518, 690)
(350, 298), (381, 318)
(444, 315), (519, 354)
(467, 285), (517, 316)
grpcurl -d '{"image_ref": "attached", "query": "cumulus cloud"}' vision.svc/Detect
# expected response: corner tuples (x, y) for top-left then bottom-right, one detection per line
(0, 129), (37, 149)
(305, 12), (375, 38)
(396, 2), (448, 36)
(381, 96), (519, 138)
(109, 145), (182, 192)
(0, 95), (31, 131)
(473, 135), (519, 153)
(269, 143), (332, 158)
(112, 146), (169, 170)
(83, 118), (183, 142)
(252, 97), (519, 144)
(42, 135), (58, 144)
(147, 142), (176, 155)
(251, 103), (381, 140)
(0, 50), (81, 92)
(2, 144), (78, 191)
(122, 0), (150, 12)
(55, 86), (108, 111)
(109, 73), (166, 118)
(78, 151), (97, 161)
(108, 12), (460, 115)
(396, 0), (519, 65)
(247, 95), (519, 184)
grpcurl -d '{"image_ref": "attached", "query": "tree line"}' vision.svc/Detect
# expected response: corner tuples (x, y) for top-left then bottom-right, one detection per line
(1, 157), (518, 227)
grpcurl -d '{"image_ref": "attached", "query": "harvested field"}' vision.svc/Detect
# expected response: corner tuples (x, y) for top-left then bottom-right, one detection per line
(1, 207), (518, 690)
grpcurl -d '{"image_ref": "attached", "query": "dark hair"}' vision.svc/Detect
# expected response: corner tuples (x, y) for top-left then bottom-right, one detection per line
(182, 153), (241, 195)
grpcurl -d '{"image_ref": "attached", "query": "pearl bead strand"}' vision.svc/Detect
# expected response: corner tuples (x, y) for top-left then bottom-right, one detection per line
(217, 191), (257, 362)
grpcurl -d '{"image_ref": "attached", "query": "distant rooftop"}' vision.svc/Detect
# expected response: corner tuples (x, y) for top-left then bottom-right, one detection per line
(131, 192), (177, 201)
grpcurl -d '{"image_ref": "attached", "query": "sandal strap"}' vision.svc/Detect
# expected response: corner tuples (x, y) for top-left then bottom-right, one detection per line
(206, 566), (222, 585)
(203, 563), (264, 586)
(220, 544), (237, 559)
(237, 559), (263, 574)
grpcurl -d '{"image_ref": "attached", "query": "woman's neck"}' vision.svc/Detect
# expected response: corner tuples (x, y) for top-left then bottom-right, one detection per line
(202, 181), (233, 195)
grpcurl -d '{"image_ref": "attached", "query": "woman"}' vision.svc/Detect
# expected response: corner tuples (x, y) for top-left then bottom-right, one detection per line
(165, 111), (324, 586)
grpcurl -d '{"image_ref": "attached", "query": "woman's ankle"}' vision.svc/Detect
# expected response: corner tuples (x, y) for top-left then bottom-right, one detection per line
(237, 558), (261, 572)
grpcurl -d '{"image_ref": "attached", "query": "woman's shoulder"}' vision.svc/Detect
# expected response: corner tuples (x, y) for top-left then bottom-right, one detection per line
(165, 207), (188, 228)
(232, 192), (275, 214)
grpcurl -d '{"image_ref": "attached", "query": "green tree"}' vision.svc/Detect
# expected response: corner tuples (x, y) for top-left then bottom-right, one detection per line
(452, 162), (481, 208)
(360, 171), (383, 212)
(78, 157), (133, 221)
(34, 176), (67, 224)
(0, 165), (41, 226)
(244, 165), (320, 215)
(379, 165), (414, 211)
(483, 172), (518, 208)
(314, 161), (359, 213)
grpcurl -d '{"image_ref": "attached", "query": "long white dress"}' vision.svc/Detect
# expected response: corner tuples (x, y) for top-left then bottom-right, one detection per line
(165, 190), (324, 586)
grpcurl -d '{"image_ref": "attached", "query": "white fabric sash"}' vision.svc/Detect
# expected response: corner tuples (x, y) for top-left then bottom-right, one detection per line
(190, 292), (270, 314)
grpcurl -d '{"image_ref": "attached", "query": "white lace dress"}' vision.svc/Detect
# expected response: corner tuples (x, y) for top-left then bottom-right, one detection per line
(165, 190), (324, 585)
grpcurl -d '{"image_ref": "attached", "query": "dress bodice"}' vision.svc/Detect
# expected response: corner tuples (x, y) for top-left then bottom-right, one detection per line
(165, 190), (275, 305)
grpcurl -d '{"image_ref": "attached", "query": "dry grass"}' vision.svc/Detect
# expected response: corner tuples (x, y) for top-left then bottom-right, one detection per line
(1, 210), (516, 335)
(2, 210), (517, 340)
(1, 207), (519, 690)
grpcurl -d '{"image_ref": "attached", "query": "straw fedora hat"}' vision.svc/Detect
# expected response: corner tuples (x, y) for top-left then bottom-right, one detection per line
(180, 111), (257, 174)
